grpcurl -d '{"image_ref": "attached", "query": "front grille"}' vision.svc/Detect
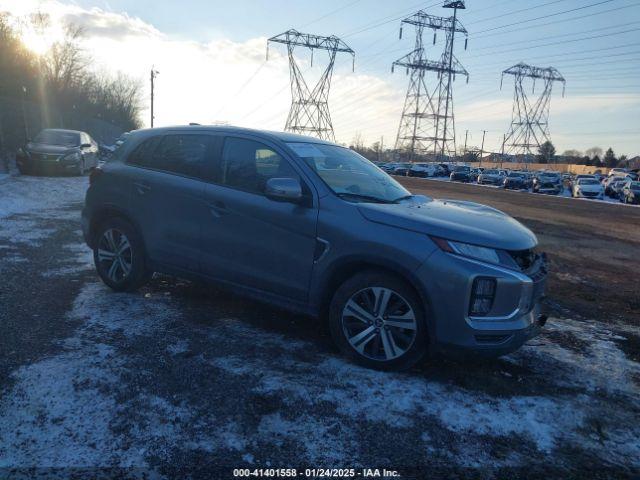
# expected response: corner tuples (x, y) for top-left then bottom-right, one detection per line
(582, 191), (598, 197)
(30, 153), (59, 162)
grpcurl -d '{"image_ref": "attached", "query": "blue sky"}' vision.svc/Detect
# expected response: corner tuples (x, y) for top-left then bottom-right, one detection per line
(5, 0), (640, 155)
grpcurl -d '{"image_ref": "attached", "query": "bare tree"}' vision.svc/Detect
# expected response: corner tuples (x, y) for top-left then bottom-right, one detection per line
(41, 24), (88, 93)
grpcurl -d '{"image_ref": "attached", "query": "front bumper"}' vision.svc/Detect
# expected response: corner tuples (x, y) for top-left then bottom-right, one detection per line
(17, 154), (81, 174)
(416, 249), (547, 357)
(575, 190), (603, 199)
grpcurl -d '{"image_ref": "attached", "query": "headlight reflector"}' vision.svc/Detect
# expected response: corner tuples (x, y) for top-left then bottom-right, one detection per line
(432, 237), (500, 264)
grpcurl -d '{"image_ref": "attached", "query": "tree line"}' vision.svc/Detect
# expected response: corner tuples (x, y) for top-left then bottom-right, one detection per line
(0, 12), (142, 154)
(348, 133), (635, 169)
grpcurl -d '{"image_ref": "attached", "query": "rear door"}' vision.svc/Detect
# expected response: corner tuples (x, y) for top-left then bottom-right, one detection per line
(126, 132), (216, 272)
(200, 135), (318, 302)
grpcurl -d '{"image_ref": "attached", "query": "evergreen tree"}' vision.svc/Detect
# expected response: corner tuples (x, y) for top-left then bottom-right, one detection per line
(537, 141), (556, 164)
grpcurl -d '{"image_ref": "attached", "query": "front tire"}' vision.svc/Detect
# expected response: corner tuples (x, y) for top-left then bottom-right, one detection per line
(76, 158), (86, 176)
(329, 271), (428, 371)
(93, 217), (150, 292)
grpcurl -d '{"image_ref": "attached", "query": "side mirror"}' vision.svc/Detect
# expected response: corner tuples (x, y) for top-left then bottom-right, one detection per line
(265, 177), (303, 203)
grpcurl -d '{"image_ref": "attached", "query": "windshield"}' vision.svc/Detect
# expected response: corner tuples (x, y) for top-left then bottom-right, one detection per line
(34, 130), (80, 147)
(578, 179), (599, 185)
(454, 166), (470, 172)
(288, 143), (410, 203)
(484, 170), (498, 175)
(508, 173), (524, 178)
(631, 182), (640, 189)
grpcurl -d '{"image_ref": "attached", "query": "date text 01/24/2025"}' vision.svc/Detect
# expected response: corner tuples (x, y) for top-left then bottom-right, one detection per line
(232, 468), (401, 477)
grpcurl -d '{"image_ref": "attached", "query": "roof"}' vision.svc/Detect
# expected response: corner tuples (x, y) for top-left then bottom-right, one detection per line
(129, 125), (337, 146)
(40, 128), (84, 135)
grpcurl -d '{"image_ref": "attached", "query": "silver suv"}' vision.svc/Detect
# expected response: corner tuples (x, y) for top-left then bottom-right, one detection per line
(82, 126), (548, 370)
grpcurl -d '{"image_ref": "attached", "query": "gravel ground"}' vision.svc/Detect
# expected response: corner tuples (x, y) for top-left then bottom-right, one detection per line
(1, 175), (639, 479)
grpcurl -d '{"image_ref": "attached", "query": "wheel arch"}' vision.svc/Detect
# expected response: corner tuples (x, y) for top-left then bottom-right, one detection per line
(315, 256), (436, 346)
(88, 205), (145, 250)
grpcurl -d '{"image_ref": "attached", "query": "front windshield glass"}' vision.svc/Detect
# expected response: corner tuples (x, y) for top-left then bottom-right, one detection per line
(454, 166), (470, 172)
(579, 179), (599, 185)
(34, 130), (80, 146)
(287, 143), (410, 203)
(484, 169), (498, 175)
(509, 172), (524, 177)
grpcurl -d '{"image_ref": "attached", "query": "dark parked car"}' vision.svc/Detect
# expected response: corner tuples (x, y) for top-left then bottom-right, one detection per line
(449, 165), (471, 182)
(390, 162), (412, 176)
(83, 126), (548, 371)
(503, 172), (528, 190)
(16, 129), (99, 176)
(533, 174), (563, 195)
(619, 181), (640, 204)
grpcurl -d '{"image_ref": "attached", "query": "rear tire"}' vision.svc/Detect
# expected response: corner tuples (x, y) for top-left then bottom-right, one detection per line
(93, 217), (150, 292)
(329, 270), (428, 371)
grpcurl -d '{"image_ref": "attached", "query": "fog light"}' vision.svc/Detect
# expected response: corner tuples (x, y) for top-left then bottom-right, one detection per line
(469, 277), (496, 316)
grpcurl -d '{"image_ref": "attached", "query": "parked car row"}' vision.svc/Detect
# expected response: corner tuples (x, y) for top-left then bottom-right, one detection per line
(374, 161), (640, 205)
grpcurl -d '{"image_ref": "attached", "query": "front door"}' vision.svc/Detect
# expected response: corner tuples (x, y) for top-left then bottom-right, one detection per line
(200, 135), (318, 302)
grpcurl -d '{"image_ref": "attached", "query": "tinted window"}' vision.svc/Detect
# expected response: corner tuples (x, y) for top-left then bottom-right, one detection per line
(34, 130), (80, 146)
(152, 135), (210, 178)
(221, 137), (297, 194)
(127, 136), (163, 168)
(127, 134), (210, 178)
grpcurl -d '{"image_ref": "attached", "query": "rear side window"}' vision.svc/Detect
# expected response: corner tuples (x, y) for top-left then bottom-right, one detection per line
(152, 135), (211, 178)
(127, 136), (162, 167)
(127, 134), (211, 179)
(221, 137), (298, 194)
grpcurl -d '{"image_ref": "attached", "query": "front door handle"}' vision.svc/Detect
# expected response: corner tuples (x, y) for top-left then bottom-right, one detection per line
(134, 182), (151, 195)
(208, 200), (228, 218)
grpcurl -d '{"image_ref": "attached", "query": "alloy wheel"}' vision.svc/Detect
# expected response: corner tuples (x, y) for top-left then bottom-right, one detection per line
(341, 287), (417, 361)
(97, 228), (132, 283)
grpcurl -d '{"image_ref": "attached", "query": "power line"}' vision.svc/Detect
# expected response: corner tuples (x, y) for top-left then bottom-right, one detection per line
(473, 0), (615, 35)
(471, 2), (640, 40)
(466, 0), (573, 25)
(301, 0), (363, 28)
(471, 27), (640, 59)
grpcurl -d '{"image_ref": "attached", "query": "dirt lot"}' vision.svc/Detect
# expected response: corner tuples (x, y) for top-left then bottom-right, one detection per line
(399, 178), (640, 331)
(1, 175), (639, 479)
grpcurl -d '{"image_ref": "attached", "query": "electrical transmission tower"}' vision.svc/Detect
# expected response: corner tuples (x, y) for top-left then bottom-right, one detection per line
(500, 62), (566, 157)
(267, 29), (354, 142)
(392, 1), (468, 160)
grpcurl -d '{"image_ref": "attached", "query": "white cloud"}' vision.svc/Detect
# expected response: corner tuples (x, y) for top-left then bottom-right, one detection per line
(1, 0), (638, 153)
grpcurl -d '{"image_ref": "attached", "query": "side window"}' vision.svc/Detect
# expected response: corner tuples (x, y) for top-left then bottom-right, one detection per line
(221, 137), (297, 194)
(151, 134), (211, 178)
(127, 136), (162, 168)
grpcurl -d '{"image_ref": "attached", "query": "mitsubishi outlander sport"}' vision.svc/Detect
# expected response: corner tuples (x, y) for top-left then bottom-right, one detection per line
(82, 126), (548, 370)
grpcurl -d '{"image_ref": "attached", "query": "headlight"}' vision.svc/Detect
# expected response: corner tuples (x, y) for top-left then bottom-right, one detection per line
(432, 237), (500, 264)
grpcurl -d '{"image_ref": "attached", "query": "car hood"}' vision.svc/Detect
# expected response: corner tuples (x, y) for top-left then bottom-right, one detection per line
(358, 198), (537, 251)
(26, 142), (78, 155)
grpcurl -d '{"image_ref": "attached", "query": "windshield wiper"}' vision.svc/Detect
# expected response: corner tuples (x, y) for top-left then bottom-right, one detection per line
(337, 193), (393, 204)
(392, 194), (414, 203)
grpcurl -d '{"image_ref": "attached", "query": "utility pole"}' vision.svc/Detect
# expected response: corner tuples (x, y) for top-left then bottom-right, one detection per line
(479, 129), (486, 167)
(21, 86), (29, 140)
(463, 129), (468, 154)
(441, 1), (465, 158)
(150, 67), (159, 128)
(501, 134), (506, 169)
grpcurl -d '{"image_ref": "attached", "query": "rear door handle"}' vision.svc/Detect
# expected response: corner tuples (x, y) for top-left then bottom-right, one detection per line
(134, 181), (151, 195)
(208, 200), (228, 218)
